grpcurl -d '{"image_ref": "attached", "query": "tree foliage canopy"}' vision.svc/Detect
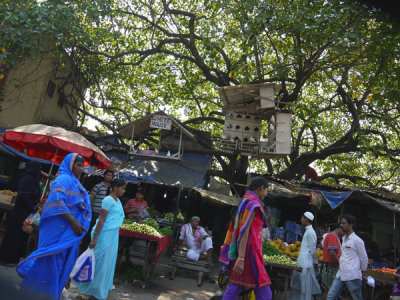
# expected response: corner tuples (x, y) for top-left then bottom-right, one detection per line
(1, 0), (400, 191)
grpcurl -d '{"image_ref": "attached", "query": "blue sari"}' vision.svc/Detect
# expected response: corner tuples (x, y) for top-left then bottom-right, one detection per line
(73, 195), (124, 300)
(17, 153), (91, 300)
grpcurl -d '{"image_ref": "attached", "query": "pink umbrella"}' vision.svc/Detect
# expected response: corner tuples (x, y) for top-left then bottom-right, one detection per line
(2, 124), (111, 169)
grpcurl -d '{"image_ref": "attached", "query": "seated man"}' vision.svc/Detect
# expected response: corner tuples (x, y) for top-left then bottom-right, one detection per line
(123, 187), (148, 221)
(175, 216), (213, 266)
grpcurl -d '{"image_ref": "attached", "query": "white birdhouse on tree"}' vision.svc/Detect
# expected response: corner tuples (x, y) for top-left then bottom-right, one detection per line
(218, 83), (292, 158)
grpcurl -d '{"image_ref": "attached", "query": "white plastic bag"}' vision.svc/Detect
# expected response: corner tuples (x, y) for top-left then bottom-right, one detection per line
(70, 248), (95, 282)
(139, 207), (149, 219)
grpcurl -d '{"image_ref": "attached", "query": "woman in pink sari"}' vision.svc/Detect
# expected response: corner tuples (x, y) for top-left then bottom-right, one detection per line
(219, 177), (272, 300)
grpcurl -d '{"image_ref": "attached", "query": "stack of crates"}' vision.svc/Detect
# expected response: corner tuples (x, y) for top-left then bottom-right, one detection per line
(275, 228), (285, 240)
(265, 206), (281, 228)
(284, 220), (304, 243)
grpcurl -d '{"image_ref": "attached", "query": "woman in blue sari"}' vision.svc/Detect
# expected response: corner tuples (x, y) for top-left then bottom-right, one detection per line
(17, 153), (91, 300)
(73, 178), (126, 300)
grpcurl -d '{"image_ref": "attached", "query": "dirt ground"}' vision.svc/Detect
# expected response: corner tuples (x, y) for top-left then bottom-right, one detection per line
(62, 252), (221, 300)
(0, 229), (220, 300)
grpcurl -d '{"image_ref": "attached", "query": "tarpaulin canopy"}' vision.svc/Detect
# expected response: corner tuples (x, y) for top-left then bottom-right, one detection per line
(311, 188), (352, 209)
(191, 188), (241, 206)
(311, 188), (400, 213)
(116, 154), (211, 188)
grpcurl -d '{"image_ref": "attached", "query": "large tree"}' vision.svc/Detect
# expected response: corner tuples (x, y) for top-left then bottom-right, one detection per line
(2, 0), (400, 191)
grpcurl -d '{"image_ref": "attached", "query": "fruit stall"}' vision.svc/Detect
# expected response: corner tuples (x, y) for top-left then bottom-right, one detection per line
(118, 218), (172, 284)
(363, 267), (397, 299)
(262, 237), (328, 298)
(262, 241), (301, 298)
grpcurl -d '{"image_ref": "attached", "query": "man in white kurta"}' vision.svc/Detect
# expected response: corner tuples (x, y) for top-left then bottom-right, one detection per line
(290, 211), (321, 300)
(175, 216), (213, 265)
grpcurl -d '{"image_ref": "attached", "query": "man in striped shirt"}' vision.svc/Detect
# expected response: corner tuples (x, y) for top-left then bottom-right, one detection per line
(91, 170), (113, 217)
(124, 187), (148, 220)
(80, 170), (113, 252)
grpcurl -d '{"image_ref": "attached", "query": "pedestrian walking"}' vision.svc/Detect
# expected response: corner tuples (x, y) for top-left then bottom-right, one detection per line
(326, 214), (368, 300)
(73, 178), (126, 300)
(17, 153), (91, 300)
(219, 177), (272, 300)
(321, 224), (344, 299)
(289, 211), (321, 300)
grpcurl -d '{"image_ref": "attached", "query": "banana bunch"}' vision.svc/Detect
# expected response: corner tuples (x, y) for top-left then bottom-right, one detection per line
(121, 222), (161, 237)
(263, 254), (298, 267)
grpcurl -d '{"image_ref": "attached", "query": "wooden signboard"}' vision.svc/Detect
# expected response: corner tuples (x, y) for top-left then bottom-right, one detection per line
(150, 115), (172, 130)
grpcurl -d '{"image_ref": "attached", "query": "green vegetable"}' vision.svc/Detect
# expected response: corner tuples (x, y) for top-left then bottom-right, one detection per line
(262, 242), (282, 256)
(140, 217), (159, 230)
(164, 213), (174, 223)
(164, 211), (184, 223)
(121, 222), (161, 237)
(263, 255), (298, 267)
(159, 226), (173, 237)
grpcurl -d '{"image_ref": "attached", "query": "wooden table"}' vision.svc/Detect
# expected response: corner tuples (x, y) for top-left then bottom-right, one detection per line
(118, 229), (171, 283)
(170, 247), (210, 286)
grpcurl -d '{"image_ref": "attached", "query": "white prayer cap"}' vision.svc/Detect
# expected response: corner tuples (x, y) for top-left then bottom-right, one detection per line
(304, 211), (314, 221)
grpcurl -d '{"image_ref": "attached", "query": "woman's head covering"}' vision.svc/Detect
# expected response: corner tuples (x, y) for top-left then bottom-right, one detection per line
(41, 153), (91, 222)
(18, 161), (41, 194)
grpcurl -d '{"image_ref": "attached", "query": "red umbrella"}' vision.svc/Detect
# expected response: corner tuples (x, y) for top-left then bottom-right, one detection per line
(2, 124), (111, 169)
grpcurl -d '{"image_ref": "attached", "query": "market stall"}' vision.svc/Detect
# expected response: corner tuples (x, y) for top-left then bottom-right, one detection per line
(364, 268), (396, 299)
(0, 189), (17, 211)
(118, 221), (171, 284)
(260, 238), (303, 298)
(265, 262), (301, 299)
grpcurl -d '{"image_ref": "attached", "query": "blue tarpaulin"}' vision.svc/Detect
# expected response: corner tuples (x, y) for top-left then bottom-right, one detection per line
(116, 154), (211, 188)
(311, 188), (352, 209)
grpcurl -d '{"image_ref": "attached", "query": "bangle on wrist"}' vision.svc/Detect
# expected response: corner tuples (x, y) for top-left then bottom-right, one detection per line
(94, 232), (99, 236)
(237, 257), (245, 261)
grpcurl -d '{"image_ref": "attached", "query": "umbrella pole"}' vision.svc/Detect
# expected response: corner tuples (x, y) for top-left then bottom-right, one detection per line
(394, 211), (397, 267)
(41, 148), (59, 200)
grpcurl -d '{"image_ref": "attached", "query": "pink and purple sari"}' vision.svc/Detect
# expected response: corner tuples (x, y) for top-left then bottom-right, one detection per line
(219, 190), (271, 288)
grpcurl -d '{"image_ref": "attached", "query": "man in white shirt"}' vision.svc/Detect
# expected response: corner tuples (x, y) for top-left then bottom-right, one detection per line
(327, 214), (368, 300)
(290, 211), (321, 300)
(175, 216), (213, 265)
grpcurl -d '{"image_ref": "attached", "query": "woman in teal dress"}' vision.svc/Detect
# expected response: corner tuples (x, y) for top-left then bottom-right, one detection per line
(73, 178), (126, 300)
